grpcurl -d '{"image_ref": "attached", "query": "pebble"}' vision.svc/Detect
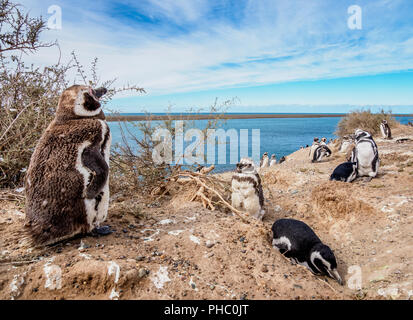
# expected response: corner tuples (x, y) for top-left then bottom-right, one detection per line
(135, 256), (145, 261)
(206, 241), (215, 248)
(210, 285), (215, 290)
(261, 266), (268, 273)
(138, 268), (147, 278)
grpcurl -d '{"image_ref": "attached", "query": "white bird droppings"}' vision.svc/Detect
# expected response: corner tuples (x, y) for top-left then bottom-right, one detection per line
(151, 266), (171, 289)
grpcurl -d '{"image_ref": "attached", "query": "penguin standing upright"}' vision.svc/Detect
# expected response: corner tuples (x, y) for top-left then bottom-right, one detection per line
(309, 138), (320, 162)
(380, 120), (392, 139)
(260, 152), (269, 168)
(272, 218), (343, 285)
(25, 85), (111, 245)
(351, 129), (379, 181)
(269, 154), (277, 167)
(231, 158), (265, 220)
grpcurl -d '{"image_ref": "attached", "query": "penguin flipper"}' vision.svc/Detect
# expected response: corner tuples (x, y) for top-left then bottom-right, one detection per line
(81, 146), (109, 199)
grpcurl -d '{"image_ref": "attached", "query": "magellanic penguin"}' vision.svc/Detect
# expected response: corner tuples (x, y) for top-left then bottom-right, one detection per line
(272, 218), (343, 285)
(380, 120), (392, 139)
(330, 162), (357, 182)
(231, 158), (265, 220)
(309, 138), (320, 161)
(351, 129), (379, 180)
(25, 85), (111, 245)
(312, 145), (332, 163)
(269, 154), (277, 167)
(260, 152), (269, 168)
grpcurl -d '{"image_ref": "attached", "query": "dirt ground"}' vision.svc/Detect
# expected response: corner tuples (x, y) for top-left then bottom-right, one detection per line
(0, 125), (412, 300)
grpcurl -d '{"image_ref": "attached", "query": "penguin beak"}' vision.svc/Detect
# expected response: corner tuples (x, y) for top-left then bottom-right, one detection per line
(329, 269), (344, 285)
(93, 87), (107, 99)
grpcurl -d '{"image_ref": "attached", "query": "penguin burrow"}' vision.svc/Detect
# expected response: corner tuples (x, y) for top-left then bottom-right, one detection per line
(272, 218), (343, 285)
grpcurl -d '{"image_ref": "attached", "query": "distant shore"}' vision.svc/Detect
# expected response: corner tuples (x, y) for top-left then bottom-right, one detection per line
(106, 113), (412, 122)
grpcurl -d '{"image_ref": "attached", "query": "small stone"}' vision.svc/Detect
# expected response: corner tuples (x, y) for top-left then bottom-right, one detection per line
(138, 268), (147, 278)
(294, 284), (303, 289)
(135, 256), (145, 261)
(261, 266), (268, 273)
(122, 229), (128, 233)
(210, 285), (215, 290)
(206, 241), (215, 248)
(240, 294), (247, 300)
(191, 283), (196, 289)
(239, 236), (245, 243)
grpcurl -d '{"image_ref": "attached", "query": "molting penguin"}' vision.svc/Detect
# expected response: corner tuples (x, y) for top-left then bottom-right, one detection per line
(272, 218), (343, 285)
(25, 85), (111, 245)
(269, 154), (277, 167)
(330, 162), (357, 182)
(260, 152), (269, 168)
(351, 129), (379, 180)
(231, 158), (265, 220)
(380, 120), (392, 139)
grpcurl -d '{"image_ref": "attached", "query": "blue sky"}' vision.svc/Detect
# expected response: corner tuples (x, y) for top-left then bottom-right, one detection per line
(18, 0), (413, 113)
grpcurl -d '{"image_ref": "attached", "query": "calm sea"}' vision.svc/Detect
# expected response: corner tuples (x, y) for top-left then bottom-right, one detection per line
(107, 115), (411, 172)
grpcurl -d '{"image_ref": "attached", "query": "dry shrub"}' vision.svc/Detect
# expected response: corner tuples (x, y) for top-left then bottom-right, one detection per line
(380, 153), (410, 166)
(311, 182), (374, 220)
(335, 109), (398, 138)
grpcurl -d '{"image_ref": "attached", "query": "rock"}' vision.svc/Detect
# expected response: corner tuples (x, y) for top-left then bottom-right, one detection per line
(135, 256), (145, 262)
(210, 284), (215, 290)
(206, 240), (215, 248)
(239, 236), (246, 243)
(294, 284), (303, 289)
(138, 268), (147, 278)
(261, 265), (268, 273)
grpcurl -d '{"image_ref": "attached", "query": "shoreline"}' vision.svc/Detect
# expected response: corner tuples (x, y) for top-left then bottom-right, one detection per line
(106, 113), (412, 122)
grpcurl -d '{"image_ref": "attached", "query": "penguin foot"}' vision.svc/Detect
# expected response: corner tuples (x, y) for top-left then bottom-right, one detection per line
(91, 225), (113, 237)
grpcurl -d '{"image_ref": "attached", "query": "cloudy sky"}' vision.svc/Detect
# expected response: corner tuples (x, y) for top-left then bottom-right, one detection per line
(17, 0), (413, 113)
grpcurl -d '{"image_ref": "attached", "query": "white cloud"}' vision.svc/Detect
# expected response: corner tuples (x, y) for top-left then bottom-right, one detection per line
(14, 0), (413, 98)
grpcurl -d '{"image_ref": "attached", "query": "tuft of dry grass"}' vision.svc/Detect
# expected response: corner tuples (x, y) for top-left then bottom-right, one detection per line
(311, 182), (374, 220)
(335, 109), (398, 138)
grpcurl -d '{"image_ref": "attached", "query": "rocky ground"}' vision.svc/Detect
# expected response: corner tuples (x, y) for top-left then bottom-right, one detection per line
(0, 125), (412, 300)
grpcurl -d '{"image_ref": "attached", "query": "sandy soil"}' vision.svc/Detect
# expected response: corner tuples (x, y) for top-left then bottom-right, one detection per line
(0, 126), (412, 300)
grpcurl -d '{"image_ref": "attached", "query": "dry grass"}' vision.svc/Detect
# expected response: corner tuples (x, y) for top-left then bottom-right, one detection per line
(311, 182), (374, 220)
(335, 109), (398, 138)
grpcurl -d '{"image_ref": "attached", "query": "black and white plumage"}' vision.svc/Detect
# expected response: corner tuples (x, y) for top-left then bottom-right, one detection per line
(312, 145), (332, 163)
(231, 158), (265, 220)
(308, 138), (320, 161)
(260, 152), (269, 168)
(269, 154), (277, 167)
(380, 120), (392, 139)
(330, 162), (357, 182)
(351, 129), (379, 179)
(272, 219), (343, 285)
(279, 156), (286, 164)
(320, 137), (327, 145)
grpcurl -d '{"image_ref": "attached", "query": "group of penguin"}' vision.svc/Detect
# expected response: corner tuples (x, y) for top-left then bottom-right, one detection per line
(259, 152), (285, 168)
(22, 85), (393, 289)
(233, 120), (391, 286)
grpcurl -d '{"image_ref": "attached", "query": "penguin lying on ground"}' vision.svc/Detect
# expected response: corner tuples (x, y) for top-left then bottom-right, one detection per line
(330, 162), (357, 182)
(25, 85), (111, 246)
(272, 218), (343, 285)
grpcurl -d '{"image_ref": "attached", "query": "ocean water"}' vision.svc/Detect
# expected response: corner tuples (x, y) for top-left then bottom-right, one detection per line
(108, 116), (411, 172)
